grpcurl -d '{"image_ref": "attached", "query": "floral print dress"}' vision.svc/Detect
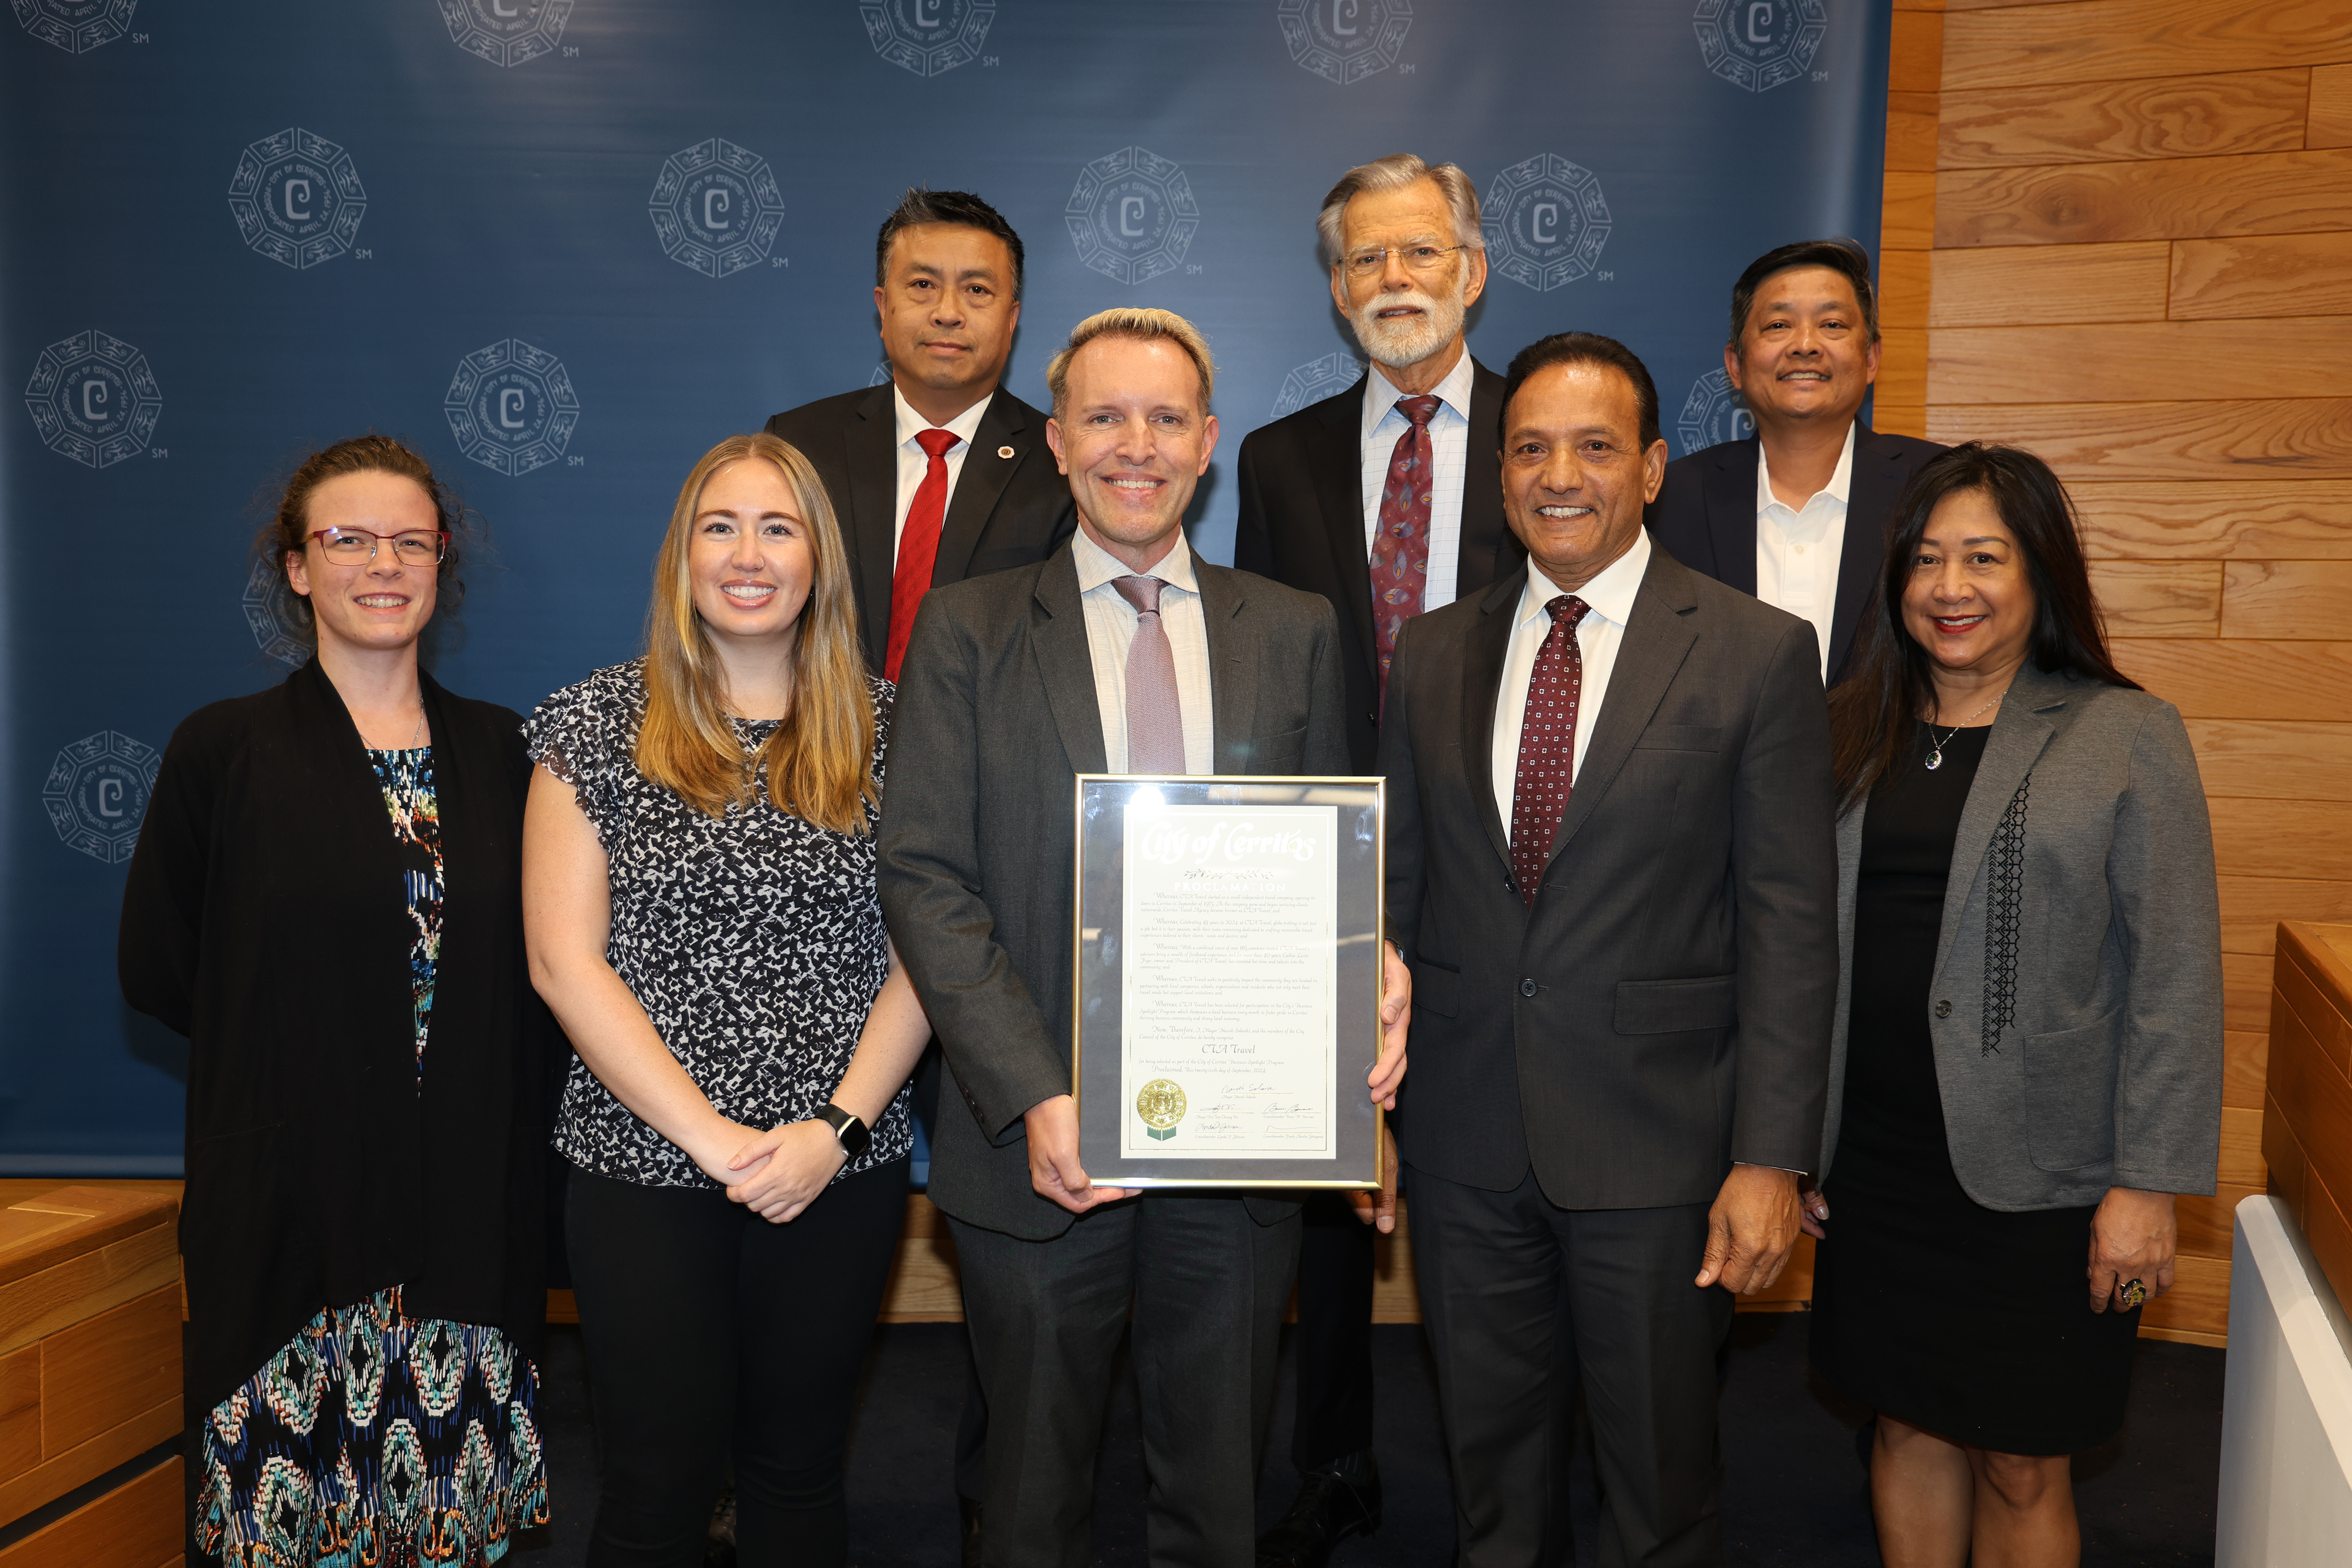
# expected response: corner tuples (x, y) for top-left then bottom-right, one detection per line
(196, 747), (549, 1567)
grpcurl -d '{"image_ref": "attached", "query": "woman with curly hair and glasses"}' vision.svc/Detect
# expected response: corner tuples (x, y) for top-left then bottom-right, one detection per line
(121, 435), (555, 1564)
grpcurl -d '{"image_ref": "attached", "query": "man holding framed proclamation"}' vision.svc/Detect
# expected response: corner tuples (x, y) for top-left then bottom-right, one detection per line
(878, 307), (1409, 1567)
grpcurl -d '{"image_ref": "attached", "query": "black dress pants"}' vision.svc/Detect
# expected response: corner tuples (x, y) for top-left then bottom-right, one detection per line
(1410, 1168), (1733, 1568)
(949, 1193), (1302, 1568)
(1290, 1191), (1377, 1470)
(566, 1159), (907, 1568)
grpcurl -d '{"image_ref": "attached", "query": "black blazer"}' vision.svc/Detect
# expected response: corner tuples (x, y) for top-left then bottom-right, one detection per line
(766, 383), (1078, 675)
(1646, 423), (1944, 686)
(877, 544), (1351, 1239)
(1233, 362), (1525, 770)
(1379, 547), (1839, 1207)
(119, 661), (554, 1414)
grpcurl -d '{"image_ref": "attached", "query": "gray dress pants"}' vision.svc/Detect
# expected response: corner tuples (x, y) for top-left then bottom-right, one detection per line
(948, 1193), (1302, 1568)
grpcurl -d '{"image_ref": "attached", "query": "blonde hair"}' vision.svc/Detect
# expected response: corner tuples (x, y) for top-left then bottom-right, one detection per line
(1045, 307), (1215, 420)
(635, 433), (878, 834)
(1315, 153), (1485, 266)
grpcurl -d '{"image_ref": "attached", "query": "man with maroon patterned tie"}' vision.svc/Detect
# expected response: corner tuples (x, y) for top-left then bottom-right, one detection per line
(1378, 332), (1838, 1566)
(1233, 153), (1524, 1567)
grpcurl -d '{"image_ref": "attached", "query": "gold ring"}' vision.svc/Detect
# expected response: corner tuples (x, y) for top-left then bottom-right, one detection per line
(2117, 1278), (2148, 1310)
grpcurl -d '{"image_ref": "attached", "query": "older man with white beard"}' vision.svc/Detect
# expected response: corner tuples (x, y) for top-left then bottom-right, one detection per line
(1233, 152), (1525, 1568)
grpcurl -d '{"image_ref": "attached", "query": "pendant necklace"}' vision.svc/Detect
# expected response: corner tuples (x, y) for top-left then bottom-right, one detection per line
(1923, 691), (2005, 770)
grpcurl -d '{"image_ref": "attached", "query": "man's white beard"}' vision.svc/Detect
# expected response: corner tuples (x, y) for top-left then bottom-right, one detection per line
(1351, 282), (1468, 372)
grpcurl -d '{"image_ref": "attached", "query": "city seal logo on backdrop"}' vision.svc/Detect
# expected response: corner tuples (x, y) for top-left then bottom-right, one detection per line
(650, 139), (786, 279)
(1272, 352), (1366, 419)
(860, 0), (994, 78)
(244, 557), (309, 668)
(1276, 0), (1410, 86)
(23, 330), (161, 470)
(1693, 0), (1827, 93)
(1482, 154), (1612, 294)
(227, 129), (368, 271)
(439, 0), (573, 67)
(11, 0), (136, 53)
(43, 731), (160, 866)
(1066, 148), (1198, 287)
(1676, 368), (1755, 457)
(444, 339), (580, 477)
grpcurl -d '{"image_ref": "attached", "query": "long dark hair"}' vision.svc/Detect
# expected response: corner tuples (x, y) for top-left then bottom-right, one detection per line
(1829, 442), (2139, 811)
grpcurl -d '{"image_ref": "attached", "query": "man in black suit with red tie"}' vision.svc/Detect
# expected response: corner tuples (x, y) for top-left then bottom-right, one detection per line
(765, 187), (1074, 1565)
(1648, 238), (1942, 688)
(1232, 152), (1524, 1568)
(765, 188), (1075, 682)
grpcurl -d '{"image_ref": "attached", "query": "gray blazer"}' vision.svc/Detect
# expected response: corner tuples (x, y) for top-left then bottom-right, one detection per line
(1819, 662), (2224, 1208)
(878, 542), (1351, 1240)
(1380, 547), (1840, 1207)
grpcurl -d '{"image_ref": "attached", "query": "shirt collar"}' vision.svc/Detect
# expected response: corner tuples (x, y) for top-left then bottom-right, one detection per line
(1755, 421), (1857, 515)
(1072, 524), (1199, 596)
(1362, 351), (1477, 442)
(892, 384), (993, 452)
(1516, 526), (1651, 631)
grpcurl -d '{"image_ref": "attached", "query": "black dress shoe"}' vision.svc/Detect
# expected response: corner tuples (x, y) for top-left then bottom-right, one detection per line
(1255, 1451), (1382, 1568)
(960, 1494), (985, 1568)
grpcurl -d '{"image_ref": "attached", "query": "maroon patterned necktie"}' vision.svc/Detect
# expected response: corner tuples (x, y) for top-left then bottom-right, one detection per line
(1509, 596), (1591, 909)
(1370, 394), (1442, 708)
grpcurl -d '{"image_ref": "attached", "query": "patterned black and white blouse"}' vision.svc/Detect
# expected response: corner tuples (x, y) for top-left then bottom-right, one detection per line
(524, 660), (909, 1189)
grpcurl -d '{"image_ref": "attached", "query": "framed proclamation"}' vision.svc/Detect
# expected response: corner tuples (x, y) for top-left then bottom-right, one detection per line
(1073, 775), (1386, 1189)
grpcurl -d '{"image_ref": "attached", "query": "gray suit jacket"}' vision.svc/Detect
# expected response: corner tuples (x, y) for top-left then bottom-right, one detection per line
(1819, 663), (2224, 1207)
(1379, 546), (1840, 1208)
(878, 541), (1352, 1239)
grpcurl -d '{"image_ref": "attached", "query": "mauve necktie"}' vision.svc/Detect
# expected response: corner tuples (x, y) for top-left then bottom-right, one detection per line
(1370, 394), (1442, 708)
(1509, 595), (1591, 909)
(1113, 575), (1185, 774)
(885, 426), (962, 681)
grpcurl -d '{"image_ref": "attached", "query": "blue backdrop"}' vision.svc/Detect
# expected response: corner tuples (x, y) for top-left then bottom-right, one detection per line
(1, 0), (1889, 1174)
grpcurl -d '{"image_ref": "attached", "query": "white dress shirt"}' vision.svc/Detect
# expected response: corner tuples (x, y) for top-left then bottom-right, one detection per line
(1490, 528), (1652, 826)
(889, 386), (993, 560)
(1360, 352), (1476, 613)
(1071, 526), (1215, 776)
(1754, 423), (1854, 685)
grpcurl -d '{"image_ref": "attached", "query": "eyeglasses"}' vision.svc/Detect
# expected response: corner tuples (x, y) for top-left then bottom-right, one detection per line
(1339, 244), (1471, 280)
(306, 527), (449, 565)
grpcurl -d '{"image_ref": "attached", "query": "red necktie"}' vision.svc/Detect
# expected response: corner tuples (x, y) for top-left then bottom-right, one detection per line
(885, 426), (961, 681)
(1370, 395), (1442, 708)
(1509, 596), (1591, 909)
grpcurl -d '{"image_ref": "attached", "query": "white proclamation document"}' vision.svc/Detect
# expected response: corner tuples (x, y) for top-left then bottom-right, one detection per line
(1119, 802), (1339, 1160)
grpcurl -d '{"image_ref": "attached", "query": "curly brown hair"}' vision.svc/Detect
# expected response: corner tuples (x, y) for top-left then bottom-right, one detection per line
(252, 435), (470, 639)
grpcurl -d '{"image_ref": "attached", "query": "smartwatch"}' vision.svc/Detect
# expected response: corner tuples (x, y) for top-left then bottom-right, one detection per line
(813, 1102), (870, 1160)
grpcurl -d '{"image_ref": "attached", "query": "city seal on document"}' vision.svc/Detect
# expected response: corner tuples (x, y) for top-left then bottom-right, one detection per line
(1137, 1079), (1188, 1143)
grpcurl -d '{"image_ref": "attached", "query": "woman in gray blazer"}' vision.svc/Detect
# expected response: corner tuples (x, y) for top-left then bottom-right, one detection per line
(1801, 443), (2221, 1568)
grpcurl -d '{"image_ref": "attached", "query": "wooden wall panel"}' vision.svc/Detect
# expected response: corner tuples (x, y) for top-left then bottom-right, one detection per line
(2223, 560), (2352, 638)
(2170, 233), (2352, 319)
(2211, 800), (2352, 881)
(1943, 1), (2352, 92)
(2111, 640), (2352, 721)
(1882, 171), (1940, 251)
(1936, 148), (2352, 248)
(2227, 1030), (2271, 1109)
(2186, 721), (2352, 802)
(1939, 69), (2309, 168)
(1880, 250), (1932, 331)
(2072, 481), (2352, 559)
(2219, 881), (2352, 954)
(1928, 317), (2352, 403)
(2083, 560), (2220, 636)
(2307, 61), (2352, 147)
(1888, 90), (1943, 174)
(1929, 241), (2169, 325)
(1923, 397), (2352, 480)
(1890, 8), (1946, 93)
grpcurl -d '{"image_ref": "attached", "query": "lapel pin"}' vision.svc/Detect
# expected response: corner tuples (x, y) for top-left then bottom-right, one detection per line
(998, 445), (1015, 459)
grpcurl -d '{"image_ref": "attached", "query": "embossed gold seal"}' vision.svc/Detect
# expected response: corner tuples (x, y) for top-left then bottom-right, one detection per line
(1136, 1078), (1186, 1142)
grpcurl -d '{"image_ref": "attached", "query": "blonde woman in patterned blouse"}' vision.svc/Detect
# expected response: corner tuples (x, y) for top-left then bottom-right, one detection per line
(523, 431), (931, 1567)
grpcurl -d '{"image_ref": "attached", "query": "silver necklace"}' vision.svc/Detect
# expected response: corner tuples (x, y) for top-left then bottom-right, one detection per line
(408, 707), (424, 747)
(1923, 691), (2004, 770)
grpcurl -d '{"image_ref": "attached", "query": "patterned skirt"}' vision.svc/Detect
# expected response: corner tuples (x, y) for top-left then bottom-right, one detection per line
(198, 1287), (547, 1567)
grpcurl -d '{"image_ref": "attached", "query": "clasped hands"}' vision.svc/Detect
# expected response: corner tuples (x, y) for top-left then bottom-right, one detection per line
(1027, 940), (1413, 1217)
(682, 1116), (846, 1225)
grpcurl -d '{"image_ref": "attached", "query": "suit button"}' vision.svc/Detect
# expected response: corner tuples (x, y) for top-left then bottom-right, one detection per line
(1934, 999), (1952, 1018)
(1520, 978), (1539, 999)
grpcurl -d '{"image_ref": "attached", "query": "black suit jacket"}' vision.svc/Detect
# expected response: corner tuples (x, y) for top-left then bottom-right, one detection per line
(1233, 363), (1525, 770)
(878, 544), (1351, 1240)
(766, 383), (1078, 674)
(1379, 547), (1839, 1208)
(1646, 423), (1943, 685)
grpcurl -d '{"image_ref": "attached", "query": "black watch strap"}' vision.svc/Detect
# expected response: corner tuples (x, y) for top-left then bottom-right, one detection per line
(814, 1102), (870, 1160)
